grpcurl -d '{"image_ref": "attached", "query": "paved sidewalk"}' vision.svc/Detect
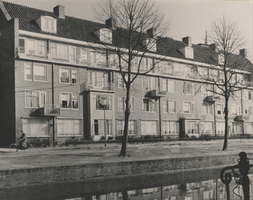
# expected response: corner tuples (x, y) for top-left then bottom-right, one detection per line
(0, 139), (252, 171)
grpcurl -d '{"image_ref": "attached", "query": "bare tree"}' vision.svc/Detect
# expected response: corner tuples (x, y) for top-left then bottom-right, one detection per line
(95, 0), (169, 156)
(197, 16), (253, 150)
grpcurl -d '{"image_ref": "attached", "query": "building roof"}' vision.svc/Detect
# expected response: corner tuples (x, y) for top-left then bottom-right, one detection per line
(1, 1), (252, 70)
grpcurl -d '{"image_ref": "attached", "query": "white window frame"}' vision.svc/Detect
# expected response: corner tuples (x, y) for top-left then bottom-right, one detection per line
(163, 99), (176, 113)
(50, 42), (69, 60)
(162, 121), (179, 135)
(24, 63), (47, 82)
(183, 81), (194, 95)
(142, 77), (155, 91)
(183, 102), (195, 114)
(69, 46), (76, 63)
(42, 16), (57, 33)
(93, 94), (112, 110)
(57, 119), (81, 137)
(59, 67), (78, 84)
(117, 120), (137, 135)
(118, 97), (134, 112)
(25, 90), (46, 108)
(59, 93), (79, 109)
(202, 103), (213, 115)
(142, 98), (156, 113)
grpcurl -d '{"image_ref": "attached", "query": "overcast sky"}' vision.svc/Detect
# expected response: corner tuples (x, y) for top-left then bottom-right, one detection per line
(5, 0), (253, 58)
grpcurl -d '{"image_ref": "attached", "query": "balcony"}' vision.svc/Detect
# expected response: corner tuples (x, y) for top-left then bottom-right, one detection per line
(234, 115), (243, 121)
(29, 104), (60, 117)
(80, 81), (115, 93)
(16, 46), (25, 57)
(204, 95), (220, 103)
(150, 89), (167, 98)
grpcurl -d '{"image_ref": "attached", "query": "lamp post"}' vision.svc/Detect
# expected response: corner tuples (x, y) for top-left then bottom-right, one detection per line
(101, 97), (107, 147)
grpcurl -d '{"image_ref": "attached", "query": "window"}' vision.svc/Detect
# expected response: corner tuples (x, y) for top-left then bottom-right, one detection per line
(217, 122), (225, 135)
(161, 79), (175, 93)
(117, 120), (136, 135)
(22, 118), (50, 137)
(59, 67), (78, 84)
(24, 63), (47, 81)
(24, 38), (47, 56)
(88, 71), (109, 88)
(216, 104), (225, 115)
(186, 121), (199, 134)
(99, 28), (112, 44)
(201, 122), (213, 134)
(143, 99), (156, 112)
(141, 120), (158, 135)
(244, 89), (252, 100)
(244, 123), (253, 134)
(69, 46), (76, 62)
(50, 42), (70, 60)
(231, 105), (241, 115)
(162, 121), (179, 135)
(94, 119), (112, 135)
(57, 119), (81, 137)
(79, 48), (89, 63)
(183, 81), (194, 95)
(25, 90), (46, 108)
(41, 16), (56, 33)
(118, 97), (134, 112)
(142, 77), (155, 90)
(232, 122), (242, 134)
(202, 103), (213, 115)
(163, 100), (176, 113)
(183, 102), (195, 113)
(93, 95), (112, 110)
(60, 93), (79, 109)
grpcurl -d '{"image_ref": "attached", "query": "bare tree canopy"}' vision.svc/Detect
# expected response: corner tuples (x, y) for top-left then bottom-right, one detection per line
(95, 0), (170, 156)
(197, 16), (253, 150)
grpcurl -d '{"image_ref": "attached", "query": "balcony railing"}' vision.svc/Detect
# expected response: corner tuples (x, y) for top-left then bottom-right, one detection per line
(16, 46), (25, 57)
(80, 81), (115, 93)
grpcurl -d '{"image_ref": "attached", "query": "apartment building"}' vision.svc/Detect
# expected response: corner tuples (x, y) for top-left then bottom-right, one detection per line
(0, 1), (252, 147)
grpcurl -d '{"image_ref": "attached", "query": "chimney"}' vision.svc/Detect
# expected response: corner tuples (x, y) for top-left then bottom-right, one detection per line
(54, 5), (65, 19)
(182, 37), (192, 46)
(147, 28), (155, 38)
(106, 18), (114, 29)
(209, 43), (216, 52)
(240, 49), (247, 58)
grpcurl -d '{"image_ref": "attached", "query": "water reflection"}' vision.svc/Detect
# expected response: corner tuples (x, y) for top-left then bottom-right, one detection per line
(0, 168), (252, 200)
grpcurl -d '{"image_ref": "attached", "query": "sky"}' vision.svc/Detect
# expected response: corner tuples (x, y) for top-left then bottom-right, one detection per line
(4, 0), (253, 58)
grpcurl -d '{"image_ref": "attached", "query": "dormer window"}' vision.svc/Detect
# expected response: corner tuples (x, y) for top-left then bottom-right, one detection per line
(144, 38), (157, 52)
(95, 28), (112, 44)
(36, 16), (57, 34)
(179, 46), (194, 59)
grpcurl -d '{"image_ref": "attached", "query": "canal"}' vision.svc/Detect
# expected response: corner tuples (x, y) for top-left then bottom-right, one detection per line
(0, 167), (250, 199)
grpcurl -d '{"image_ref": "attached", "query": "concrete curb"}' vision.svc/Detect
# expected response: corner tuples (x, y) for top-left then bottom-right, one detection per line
(0, 152), (248, 188)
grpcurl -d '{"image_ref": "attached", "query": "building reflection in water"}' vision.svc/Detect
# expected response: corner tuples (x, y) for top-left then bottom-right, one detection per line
(63, 174), (253, 200)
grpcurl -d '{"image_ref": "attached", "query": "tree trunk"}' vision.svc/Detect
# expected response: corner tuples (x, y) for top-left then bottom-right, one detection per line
(222, 96), (229, 151)
(119, 84), (131, 156)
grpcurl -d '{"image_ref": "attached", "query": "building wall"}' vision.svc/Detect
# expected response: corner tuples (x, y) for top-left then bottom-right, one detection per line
(0, 18), (18, 147)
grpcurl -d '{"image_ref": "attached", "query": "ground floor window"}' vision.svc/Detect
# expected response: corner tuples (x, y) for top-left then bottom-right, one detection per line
(94, 119), (112, 136)
(232, 122), (243, 134)
(244, 123), (253, 134)
(186, 121), (199, 134)
(200, 121), (214, 135)
(162, 121), (179, 135)
(216, 122), (225, 135)
(116, 120), (136, 135)
(22, 118), (50, 137)
(141, 120), (157, 135)
(57, 119), (81, 137)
